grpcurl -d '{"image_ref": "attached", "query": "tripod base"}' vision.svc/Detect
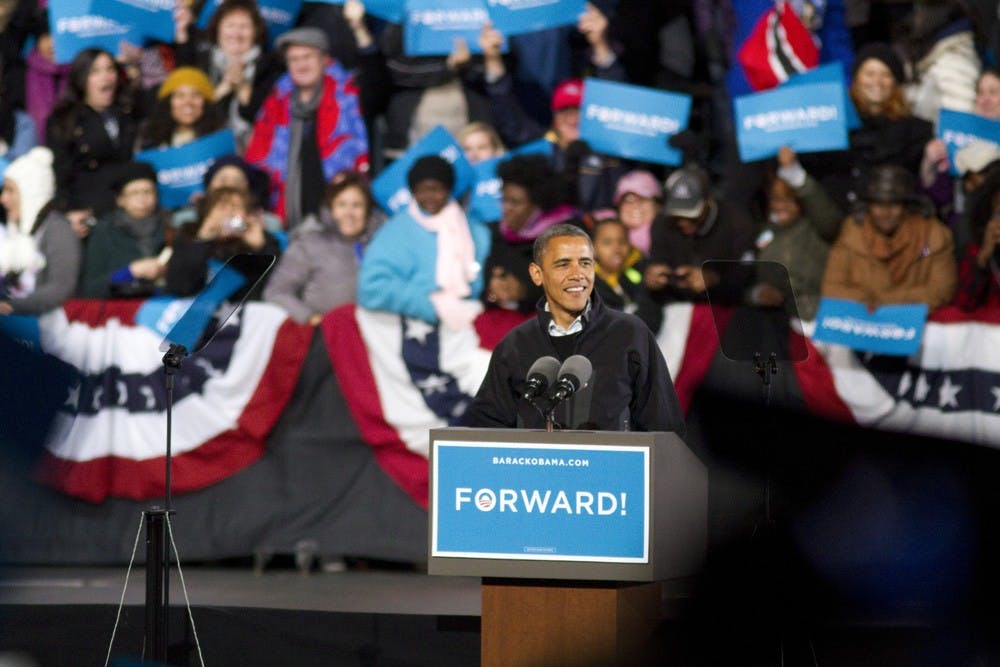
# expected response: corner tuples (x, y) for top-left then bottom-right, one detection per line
(144, 508), (173, 663)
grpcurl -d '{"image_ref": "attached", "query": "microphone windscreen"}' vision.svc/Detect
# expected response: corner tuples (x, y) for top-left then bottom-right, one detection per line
(558, 355), (593, 391)
(526, 356), (561, 386)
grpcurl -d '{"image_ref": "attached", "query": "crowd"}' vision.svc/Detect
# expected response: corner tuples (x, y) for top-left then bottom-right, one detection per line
(1, 0), (1000, 327)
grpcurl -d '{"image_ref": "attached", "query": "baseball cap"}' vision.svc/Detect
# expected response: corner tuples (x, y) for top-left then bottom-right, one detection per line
(663, 167), (710, 219)
(613, 170), (663, 205)
(551, 79), (583, 112)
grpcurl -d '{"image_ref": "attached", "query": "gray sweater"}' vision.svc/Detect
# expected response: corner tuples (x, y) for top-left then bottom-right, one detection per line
(9, 210), (82, 315)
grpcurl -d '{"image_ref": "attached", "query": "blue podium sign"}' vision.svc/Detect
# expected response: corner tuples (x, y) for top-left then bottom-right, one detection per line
(812, 297), (928, 356)
(579, 78), (691, 166)
(734, 82), (848, 162)
(432, 439), (649, 562)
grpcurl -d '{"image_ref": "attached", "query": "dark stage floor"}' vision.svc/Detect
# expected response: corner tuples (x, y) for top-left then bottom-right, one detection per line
(0, 566), (483, 667)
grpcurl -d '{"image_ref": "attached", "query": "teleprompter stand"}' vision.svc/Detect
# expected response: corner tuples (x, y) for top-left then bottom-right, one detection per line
(105, 254), (274, 664)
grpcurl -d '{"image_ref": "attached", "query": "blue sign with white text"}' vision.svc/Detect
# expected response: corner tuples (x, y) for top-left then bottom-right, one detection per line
(371, 125), (475, 215)
(812, 297), (928, 356)
(734, 82), (848, 162)
(49, 1), (136, 63)
(485, 0), (585, 36)
(579, 78), (691, 166)
(91, 0), (175, 45)
(938, 109), (1000, 176)
(467, 139), (552, 222)
(135, 129), (236, 209)
(432, 441), (649, 561)
(404, 0), (498, 56)
(781, 63), (860, 130)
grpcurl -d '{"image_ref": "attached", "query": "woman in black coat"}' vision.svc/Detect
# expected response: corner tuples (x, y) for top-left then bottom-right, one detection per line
(45, 48), (138, 238)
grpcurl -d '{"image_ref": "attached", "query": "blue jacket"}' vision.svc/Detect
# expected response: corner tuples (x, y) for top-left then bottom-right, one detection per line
(358, 207), (491, 323)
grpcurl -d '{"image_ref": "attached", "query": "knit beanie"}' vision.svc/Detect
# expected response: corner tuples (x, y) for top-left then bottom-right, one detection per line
(852, 42), (905, 84)
(113, 161), (158, 194)
(407, 155), (455, 192)
(3, 146), (55, 234)
(158, 66), (215, 102)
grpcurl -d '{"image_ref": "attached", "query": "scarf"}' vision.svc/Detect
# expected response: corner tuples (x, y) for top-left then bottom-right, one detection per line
(112, 208), (162, 258)
(863, 214), (932, 284)
(285, 83), (324, 228)
(210, 45), (260, 150)
(0, 222), (45, 285)
(407, 199), (479, 297)
(627, 223), (652, 256)
(500, 204), (576, 243)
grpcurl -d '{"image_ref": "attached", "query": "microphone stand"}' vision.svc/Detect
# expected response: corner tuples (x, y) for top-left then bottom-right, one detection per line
(145, 343), (186, 662)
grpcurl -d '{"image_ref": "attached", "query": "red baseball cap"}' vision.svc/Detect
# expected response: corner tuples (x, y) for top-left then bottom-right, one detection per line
(551, 79), (584, 112)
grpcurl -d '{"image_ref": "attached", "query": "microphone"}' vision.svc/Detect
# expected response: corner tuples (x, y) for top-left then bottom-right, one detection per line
(548, 355), (593, 404)
(522, 356), (561, 401)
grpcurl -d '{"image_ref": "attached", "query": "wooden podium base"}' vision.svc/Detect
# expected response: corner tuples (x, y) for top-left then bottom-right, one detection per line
(481, 579), (662, 667)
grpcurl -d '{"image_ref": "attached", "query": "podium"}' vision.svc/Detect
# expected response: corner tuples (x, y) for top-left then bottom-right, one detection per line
(428, 428), (707, 666)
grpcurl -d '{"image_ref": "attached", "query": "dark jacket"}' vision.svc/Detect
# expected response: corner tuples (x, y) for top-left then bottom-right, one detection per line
(45, 105), (137, 214)
(468, 293), (685, 434)
(77, 211), (166, 298)
(165, 223), (281, 300)
(648, 198), (756, 303)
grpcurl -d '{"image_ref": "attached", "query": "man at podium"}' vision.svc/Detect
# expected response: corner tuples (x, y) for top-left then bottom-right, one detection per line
(468, 224), (684, 433)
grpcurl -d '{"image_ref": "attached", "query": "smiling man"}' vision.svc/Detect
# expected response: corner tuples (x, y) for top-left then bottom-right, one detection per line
(245, 26), (369, 229)
(469, 224), (685, 433)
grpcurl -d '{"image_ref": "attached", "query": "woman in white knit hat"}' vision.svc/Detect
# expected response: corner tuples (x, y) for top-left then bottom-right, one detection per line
(0, 147), (81, 315)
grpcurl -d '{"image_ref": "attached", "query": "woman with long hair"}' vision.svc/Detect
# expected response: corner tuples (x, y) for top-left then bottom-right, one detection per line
(265, 170), (383, 324)
(803, 43), (934, 212)
(138, 67), (225, 150)
(44, 48), (138, 238)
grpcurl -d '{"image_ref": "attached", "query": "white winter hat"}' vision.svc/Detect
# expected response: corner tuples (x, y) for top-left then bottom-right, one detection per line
(3, 146), (55, 234)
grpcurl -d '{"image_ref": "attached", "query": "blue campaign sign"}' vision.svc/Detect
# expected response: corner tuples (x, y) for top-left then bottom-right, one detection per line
(782, 63), (861, 130)
(432, 441), (649, 561)
(734, 82), (848, 163)
(365, 0), (406, 23)
(371, 125), (475, 214)
(578, 78), (691, 166)
(404, 0), (498, 57)
(0, 315), (41, 353)
(467, 139), (551, 222)
(812, 297), (928, 356)
(49, 1), (137, 63)
(197, 0), (302, 44)
(486, 0), (585, 36)
(938, 109), (1000, 176)
(91, 0), (175, 45)
(135, 129), (236, 209)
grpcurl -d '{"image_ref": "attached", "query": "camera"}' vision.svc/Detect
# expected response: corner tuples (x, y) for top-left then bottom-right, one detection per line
(222, 215), (247, 235)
